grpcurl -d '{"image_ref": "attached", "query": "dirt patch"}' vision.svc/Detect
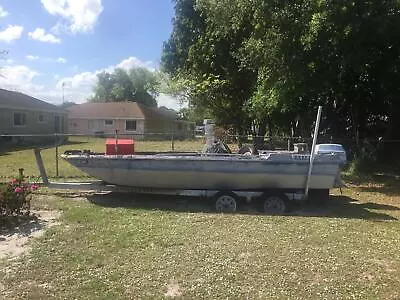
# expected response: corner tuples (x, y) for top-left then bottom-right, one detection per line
(165, 281), (182, 298)
(0, 210), (61, 260)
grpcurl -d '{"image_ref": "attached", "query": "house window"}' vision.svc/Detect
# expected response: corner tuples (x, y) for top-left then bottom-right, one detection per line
(13, 112), (27, 127)
(125, 120), (137, 131)
(104, 119), (114, 126)
(38, 113), (47, 124)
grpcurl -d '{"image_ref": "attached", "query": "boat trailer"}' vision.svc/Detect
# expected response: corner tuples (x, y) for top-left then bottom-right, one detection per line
(33, 148), (309, 214)
(32, 107), (330, 214)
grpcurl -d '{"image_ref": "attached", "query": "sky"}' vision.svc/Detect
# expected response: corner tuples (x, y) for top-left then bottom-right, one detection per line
(0, 0), (183, 110)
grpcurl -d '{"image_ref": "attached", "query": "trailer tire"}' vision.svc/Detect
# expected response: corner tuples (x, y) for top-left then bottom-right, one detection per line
(214, 192), (238, 213)
(260, 192), (288, 215)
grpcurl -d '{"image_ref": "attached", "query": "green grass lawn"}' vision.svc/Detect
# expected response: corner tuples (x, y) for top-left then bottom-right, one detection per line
(0, 139), (399, 299)
(0, 182), (399, 299)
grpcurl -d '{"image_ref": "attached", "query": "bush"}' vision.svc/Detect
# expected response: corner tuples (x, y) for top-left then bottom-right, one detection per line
(0, 177), (39, 217)
(348, 141), (377, 174)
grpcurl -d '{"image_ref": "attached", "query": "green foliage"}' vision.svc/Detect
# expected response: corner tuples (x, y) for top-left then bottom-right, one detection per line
(162, 0), (400, 155)
(0, 177), (38, 216)
(162, 0), (255, 134)
(178, 106), (210, 124)
(348, 141), (378, 174)
(90, 67), (159, 106)
(348, 155), (373, 175)
(58, 101), (77, 109)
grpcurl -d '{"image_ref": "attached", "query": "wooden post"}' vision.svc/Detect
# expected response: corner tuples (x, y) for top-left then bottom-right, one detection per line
(18, 168), (24, 179)
(34, 148), (49, 185)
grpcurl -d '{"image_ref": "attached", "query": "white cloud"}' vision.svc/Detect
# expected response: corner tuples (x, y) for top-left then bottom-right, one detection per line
(0, 65), (64, 104)
(115, 57), (156, 72)
(26, 55), (40, 60)
(25, 55), (68, 64)
(38, 56), (155, 105)
(0, 57), (181, 109)
(0, 6), (9, 18)
(41, 0), (103, 34)
(50, 22), (64, 35)
(57, 56), (154, 93)
(28, 28), (61, 43)
(56, 57), (67, 64)
(157, 94), (185, 111)
(0, 25), (24, 43)
(0, 65), (43, 93)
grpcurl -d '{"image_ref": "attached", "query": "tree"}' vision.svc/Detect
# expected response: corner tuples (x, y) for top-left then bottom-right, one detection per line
(178, 104), (211, 124)
(161, 0), (256, 137)
(162, 0), (400, 158)
(90, 67), (159, 106)
(59, 101), (77, 109)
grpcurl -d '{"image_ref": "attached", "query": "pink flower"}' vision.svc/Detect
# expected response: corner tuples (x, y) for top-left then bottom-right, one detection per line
(30, 185), (39, 191)
(11, 178), (18, 184)
(14, 187), (23, 193)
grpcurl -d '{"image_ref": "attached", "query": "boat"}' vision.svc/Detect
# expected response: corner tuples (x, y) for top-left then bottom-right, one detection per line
(61, 150), (344, 191)
(60, 108), (347, 214)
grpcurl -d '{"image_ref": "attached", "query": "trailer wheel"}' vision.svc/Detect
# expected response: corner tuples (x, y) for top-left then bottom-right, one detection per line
(215, 192), (237, 213)
(261, 193), (288, 215)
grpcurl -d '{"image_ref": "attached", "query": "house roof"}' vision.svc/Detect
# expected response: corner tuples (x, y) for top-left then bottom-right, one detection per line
(0, 88), (66, 113)
(68, 102), (179, 120)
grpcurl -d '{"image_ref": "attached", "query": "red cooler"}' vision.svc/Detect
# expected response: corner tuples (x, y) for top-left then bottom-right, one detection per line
(105, 139), (135, 155)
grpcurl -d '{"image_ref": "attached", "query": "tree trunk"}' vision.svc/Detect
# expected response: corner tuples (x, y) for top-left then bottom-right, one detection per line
(253, 119), (267, 150)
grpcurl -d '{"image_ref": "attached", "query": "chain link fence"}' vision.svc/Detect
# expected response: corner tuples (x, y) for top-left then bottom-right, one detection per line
(1, 132), (399, 180)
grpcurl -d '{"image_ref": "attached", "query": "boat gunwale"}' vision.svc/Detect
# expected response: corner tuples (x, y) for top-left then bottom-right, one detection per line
(61, 152), (343, 164)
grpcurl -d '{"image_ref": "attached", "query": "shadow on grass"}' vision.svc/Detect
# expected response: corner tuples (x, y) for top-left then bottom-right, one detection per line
(87, 193), (217, 213)
(0, 140), (87, 156)
(85, 193), (398, 221)
(294, 195), (398, 221)
(0, 214), (44, 237)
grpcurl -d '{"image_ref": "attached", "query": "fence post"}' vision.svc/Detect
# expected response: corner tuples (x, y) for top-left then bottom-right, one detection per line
(34, 149), (49, 185)
(55, 135), (59, 178)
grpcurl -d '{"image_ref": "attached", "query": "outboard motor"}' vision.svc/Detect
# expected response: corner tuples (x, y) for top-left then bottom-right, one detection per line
(202, 119), (231, 154)
(204, 119), (215, 150)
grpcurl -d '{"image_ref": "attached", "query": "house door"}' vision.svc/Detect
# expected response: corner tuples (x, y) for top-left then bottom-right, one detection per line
(54, 116), (60, 133)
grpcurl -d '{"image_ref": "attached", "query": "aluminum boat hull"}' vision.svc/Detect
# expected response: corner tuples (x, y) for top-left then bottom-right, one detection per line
(62, 153), (342, 191)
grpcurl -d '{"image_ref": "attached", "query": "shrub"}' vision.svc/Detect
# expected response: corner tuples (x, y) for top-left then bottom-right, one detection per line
(348, 142), (377, 174)
(0, 177), (39, 217)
